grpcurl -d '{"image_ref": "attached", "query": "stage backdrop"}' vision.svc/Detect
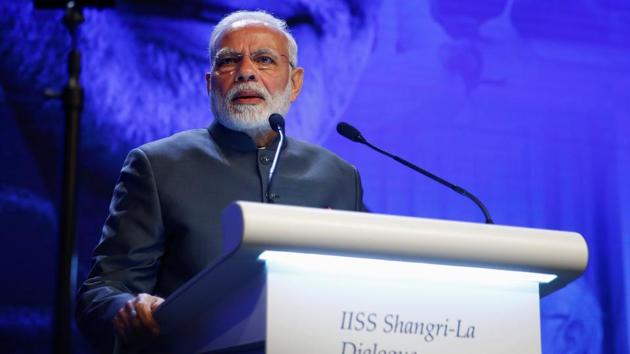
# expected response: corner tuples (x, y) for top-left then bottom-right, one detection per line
(0, 0), (628, 353)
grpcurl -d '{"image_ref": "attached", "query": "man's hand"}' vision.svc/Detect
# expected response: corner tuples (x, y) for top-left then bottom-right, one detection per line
(112, 293), (165, 346)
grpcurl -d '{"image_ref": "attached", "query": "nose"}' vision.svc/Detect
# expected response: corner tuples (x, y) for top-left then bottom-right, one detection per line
(235, 55), (257, 83)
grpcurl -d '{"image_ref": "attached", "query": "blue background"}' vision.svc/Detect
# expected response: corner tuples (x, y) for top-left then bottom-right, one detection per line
(0, 0), (628, 353)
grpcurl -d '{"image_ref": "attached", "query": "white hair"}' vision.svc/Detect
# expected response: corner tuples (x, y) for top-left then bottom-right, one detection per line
(209, 10), (298, 68)
(210, 81), (292, 135)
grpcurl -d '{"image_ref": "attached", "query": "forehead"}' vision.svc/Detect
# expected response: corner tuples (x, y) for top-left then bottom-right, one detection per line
(216, 24), (289, 54)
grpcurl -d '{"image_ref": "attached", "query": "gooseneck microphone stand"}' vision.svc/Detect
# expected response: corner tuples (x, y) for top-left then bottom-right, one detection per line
(337, 122), (494, 224)
(44, 2), (84, 354)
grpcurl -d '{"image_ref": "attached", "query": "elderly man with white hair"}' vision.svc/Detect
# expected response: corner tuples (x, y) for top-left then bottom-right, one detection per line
(76, 10), (366, 353)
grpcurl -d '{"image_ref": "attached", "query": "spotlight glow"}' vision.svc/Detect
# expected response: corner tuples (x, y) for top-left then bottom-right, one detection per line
(259, 251), (557, 285)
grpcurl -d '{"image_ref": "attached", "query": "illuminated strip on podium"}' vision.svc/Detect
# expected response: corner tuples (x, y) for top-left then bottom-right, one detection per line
(259, 250), (557, 285)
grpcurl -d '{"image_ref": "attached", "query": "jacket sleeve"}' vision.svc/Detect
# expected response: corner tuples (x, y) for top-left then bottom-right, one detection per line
(353, 166), (369, 212)
(76, 148), (165, 351)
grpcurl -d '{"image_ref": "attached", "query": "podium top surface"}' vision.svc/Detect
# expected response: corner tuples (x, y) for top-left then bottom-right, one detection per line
(221, 201), (588, 295)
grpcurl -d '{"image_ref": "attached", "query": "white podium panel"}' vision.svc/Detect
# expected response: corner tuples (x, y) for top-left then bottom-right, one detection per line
(264, 252), (541, 354)
(154, 202), (588, 354)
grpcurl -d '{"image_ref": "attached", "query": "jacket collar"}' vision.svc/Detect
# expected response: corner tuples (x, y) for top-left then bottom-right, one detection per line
(208, 122), (288, 152)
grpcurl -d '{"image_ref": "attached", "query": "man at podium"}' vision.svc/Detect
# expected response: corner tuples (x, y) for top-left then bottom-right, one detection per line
(76, 10), (366, 353)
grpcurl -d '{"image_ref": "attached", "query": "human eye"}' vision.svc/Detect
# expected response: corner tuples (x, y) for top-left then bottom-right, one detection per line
(254, 55), (276, 65)
(216, 55), (240, 68)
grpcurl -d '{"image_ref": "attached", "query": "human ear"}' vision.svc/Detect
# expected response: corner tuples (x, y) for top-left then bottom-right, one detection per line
(205, 72), (212, 94)
(289, 67), (304, 101)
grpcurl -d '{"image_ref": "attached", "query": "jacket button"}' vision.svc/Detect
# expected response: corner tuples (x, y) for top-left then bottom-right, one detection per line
(259, 155), (271, 165)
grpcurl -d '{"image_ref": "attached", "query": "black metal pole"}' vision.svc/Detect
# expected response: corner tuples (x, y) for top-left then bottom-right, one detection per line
(52, 2), (84, 354)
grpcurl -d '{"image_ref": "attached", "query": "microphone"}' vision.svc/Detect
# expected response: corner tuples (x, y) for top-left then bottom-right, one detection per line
(336, 122), (366, 143)
(266, 113), (285, 203)
(269, 113), (285, 133)
(337, 122), (494, 224)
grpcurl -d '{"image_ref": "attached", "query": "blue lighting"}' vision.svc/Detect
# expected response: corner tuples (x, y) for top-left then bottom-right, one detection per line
(2, 1), (625, 352)
(258, 251), (557, 285)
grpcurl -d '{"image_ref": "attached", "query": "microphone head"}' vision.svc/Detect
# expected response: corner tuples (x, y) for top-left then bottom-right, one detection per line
(269, 113), (285, 132)
(336, 122), (366, 143)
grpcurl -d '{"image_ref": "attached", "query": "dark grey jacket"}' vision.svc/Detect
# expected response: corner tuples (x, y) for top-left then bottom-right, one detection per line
(76, 122), (365, 352)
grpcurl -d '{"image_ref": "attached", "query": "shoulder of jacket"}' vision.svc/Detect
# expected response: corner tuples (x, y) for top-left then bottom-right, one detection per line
(288, 137), (357, 171)
(136, 128), (210, 156)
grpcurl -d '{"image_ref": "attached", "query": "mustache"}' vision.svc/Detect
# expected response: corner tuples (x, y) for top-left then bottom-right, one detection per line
(226, 82), (271, 102)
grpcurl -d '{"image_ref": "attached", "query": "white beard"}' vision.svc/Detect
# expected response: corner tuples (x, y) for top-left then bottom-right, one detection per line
(210, 80), (292, 136)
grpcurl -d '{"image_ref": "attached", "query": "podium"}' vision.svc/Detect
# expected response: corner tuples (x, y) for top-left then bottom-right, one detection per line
(153, 201), (588, 354)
